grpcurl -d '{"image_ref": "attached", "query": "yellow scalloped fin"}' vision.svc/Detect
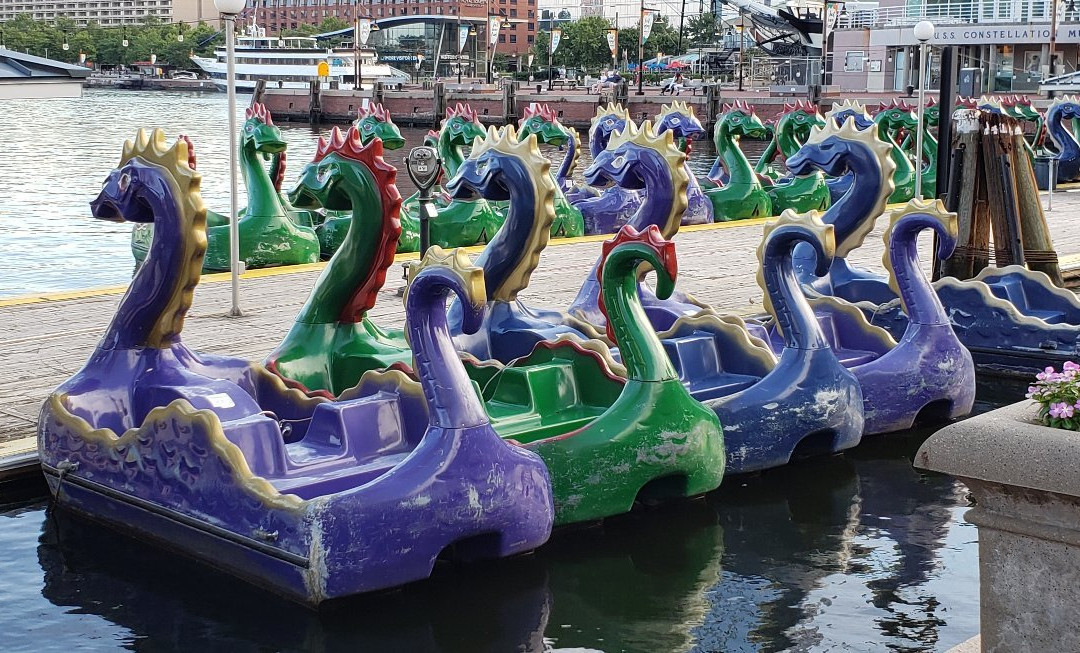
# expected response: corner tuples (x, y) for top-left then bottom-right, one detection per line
(605, 120), (689, 238)
(755, 210), (835, 331)
(404, 245), (487, 312)
(882, 198), (957, 307)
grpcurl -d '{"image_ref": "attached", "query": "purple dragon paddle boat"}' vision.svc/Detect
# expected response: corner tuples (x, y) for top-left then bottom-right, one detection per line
(38, 129), (554, 605)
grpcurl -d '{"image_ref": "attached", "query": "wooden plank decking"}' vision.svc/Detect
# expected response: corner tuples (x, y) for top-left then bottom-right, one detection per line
(3, 194), (1080, 451)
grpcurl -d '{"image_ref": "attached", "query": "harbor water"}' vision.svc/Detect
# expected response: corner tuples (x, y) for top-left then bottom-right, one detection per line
(0, 89), (745, 299)
(1, 421), (981, 652)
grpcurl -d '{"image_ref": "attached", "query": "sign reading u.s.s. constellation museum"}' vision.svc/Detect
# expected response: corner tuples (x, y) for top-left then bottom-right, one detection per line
(871, 24), (1080, 46)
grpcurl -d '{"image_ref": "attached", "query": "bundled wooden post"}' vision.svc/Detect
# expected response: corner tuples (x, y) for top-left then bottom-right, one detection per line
(981, 113), (1025, 267)
(1009, 122), (1064, 286)
(941, 109), (986, 279)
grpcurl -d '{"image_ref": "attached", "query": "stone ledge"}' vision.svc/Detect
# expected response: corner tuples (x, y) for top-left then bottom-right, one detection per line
(915, 401), (1080, 498)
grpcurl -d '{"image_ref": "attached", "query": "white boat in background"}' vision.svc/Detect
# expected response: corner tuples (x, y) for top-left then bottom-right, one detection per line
(191, 20), (410, 92)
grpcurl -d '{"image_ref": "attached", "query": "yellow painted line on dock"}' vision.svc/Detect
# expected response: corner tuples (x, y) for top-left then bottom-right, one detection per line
(0, 216), (776, 309)
(0, 436), (36, 458)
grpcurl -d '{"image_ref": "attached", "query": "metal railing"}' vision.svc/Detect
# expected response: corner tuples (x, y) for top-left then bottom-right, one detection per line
(836, 0), (1080, 29)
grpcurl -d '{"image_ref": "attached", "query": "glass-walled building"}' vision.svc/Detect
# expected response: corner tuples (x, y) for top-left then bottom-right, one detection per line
(830, 0), (1080, 93)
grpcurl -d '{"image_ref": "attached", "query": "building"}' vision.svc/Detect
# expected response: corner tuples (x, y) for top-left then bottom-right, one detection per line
(830, 0), (1080, 94)
(0, 0), (217, 26)
(0, 46), (88, 97)
(243, 0), (537, 75)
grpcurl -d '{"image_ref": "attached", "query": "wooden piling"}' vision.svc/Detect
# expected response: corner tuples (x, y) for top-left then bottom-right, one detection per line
(1011, 123), (1064, 286)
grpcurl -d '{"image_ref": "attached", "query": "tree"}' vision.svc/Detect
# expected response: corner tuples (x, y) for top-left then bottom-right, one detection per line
(685, 11), (721, 48)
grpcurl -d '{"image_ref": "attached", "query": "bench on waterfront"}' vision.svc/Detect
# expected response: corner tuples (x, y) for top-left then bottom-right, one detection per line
(551, 79), (579, 90)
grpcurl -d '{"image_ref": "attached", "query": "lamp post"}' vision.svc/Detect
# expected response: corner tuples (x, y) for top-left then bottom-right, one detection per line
(737, 9), (745, 91)
(819, 0), (835, 99)
(215, 0), (247, 317)
(416, 51), (424, 84)
(354, 16), (377, 92)
(636, 4), (646, 95)
(913, 19), (934, 199)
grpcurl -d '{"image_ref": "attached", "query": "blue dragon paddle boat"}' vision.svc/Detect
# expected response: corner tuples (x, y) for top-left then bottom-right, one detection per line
(1046, 95), (1080, 183)
(654, 101), (713, 225)
(656, 213), (865, 473)
(570, 103), (645, 234)
(39, 129), (554, 605)
(821, 100), (877, 203)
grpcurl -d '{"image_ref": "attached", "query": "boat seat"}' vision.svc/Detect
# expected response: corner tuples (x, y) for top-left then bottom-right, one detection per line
(269, 451), (412, 500)
(988, 277), (1067, 324)
(286, 392), (413, 467)
(662, 335), (760, 401)
(484, 361), (609, 444)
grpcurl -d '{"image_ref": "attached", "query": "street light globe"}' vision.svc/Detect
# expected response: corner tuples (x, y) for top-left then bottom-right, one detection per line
(215, 0), (247, 15)
(913, 20), (935, 42)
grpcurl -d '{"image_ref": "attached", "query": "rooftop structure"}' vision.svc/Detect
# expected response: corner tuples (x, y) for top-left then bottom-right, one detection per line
(0, 47), (89, 98)
(0, 0), (217, 27)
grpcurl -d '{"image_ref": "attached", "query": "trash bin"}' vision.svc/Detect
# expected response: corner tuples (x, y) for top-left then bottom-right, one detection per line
(1033, 156), (1057, 191)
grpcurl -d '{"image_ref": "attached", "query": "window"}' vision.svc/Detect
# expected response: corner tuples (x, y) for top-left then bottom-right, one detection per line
(527, 22), (533, 30)
(499, 34), (505, 42)
(509, 34), (516, 42)
(527, 9), (532, 16)
(527, 34), (533, 42)
(509, 8), (516, 16)
(844, 50), (865, 72)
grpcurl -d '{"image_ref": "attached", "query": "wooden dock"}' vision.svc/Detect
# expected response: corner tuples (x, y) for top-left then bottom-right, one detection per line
(3, 194), (1080, 459)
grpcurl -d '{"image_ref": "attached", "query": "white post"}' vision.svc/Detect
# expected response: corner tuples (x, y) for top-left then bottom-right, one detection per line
(225, 12), (242, 316)
(913, 20), (935, 199)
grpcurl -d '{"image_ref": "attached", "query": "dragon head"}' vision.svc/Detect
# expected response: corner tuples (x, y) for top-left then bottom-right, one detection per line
(442, 103), (487, 149)
(242, 103), (286, 155)
(92, 129), (202, 226)
(590, 102), (631, 153)
(826, 99), (875, 130)
(719, 100), (769, 139)
(446, 125), (549, 203)
(874, 99), (919, 131)
(585, 120), (684, 191)
(654, 100), (706, 141)
(354, 101), (406, 150)
(780, 99), (826, 140)
(517, 102), (572, 147)
(289, 125), (392, 212)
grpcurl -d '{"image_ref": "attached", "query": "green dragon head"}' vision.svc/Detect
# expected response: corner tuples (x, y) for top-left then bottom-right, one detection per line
(442, 103), (487, 149)
(243, 102), (287, 154)
(719, 100), (770, 140)
(517, 102), (572, 147)
(353, 101), (406, 150)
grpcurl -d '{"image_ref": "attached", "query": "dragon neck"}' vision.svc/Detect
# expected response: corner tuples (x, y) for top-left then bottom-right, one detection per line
(888, 214), (948, 325)
(439, 129), (470, 178)
(474, 158), (552, 301)
(920, 122), (939, 175)
(602, 245), (678, 382)
(556, 132), (577, 187)
(754, 137), (778, 174)
(295, 163), (397, 324)
(876, 119), (914, 181)
(762, 226), (829, 350)
(240, 138), (283, 219)
(104, 168), (204, 350)
(1048, 106), (1080, 160)
(631, 149), (686, 238)
(589, 126), (611, 158)
(820, 143), (887, 257)
(407, 269), (489, 427)
(716, 123), (756, 185)
(776, 119), (806, 159)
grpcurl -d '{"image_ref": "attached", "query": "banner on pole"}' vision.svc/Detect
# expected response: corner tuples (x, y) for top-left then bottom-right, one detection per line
(458, 24), (470, 53)
(489, 16), (502, 47)
(528, 53), (535, 68)
(357, 18), (372, 46)
(551, 28), (562, 54)
(642, 11), (655, 42)
(606, 29), (617, 56)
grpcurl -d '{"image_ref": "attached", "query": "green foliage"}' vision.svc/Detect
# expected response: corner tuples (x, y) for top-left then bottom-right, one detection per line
(0, 14), (219, 67)
(531, 14), (685, 73)
(684, 12), (721, 48)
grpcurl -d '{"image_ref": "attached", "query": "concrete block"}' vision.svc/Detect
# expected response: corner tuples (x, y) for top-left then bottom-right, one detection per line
(916, 401), (1080, 652)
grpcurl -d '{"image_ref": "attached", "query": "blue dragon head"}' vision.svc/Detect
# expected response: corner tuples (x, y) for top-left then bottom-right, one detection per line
(589, 102), (631, 156)
(446, 125), (550, 203)
(92, 130), (200, 225)
(826, 99), (875, 130)
(787, 116), (895, 180)
(654, 100), (706, 142)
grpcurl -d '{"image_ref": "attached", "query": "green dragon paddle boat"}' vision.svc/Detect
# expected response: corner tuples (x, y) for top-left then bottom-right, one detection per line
(872, 100), (917, 203)
(703, 100), (774, 221)
(131, 103), (320, 270)
(516, 103), (586, 238)
(453, 224), (726, 525)
(757, 101), (832, 213)
(266, 126), (411, 396)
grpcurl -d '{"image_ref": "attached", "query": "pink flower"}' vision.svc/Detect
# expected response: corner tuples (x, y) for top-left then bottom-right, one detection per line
(1065, 361), (1080, 372)
(1050, 402), (1075, 419)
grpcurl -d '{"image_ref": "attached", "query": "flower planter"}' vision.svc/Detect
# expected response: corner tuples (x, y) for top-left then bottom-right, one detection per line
(916, 401), (1080, 653)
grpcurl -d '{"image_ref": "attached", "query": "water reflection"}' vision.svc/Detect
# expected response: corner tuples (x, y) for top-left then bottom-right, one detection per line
(0, 425), (978, 652)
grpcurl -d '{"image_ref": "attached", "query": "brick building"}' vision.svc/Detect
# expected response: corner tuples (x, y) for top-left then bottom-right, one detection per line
(243, 0), (537, 71)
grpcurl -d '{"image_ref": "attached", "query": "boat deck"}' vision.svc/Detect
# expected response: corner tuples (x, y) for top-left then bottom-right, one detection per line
(4, 194), (1080, 457)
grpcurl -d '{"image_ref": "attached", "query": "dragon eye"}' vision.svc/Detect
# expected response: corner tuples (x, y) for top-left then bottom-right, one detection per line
(613, 155), (626, 168)
(118, 172), (131, 191)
